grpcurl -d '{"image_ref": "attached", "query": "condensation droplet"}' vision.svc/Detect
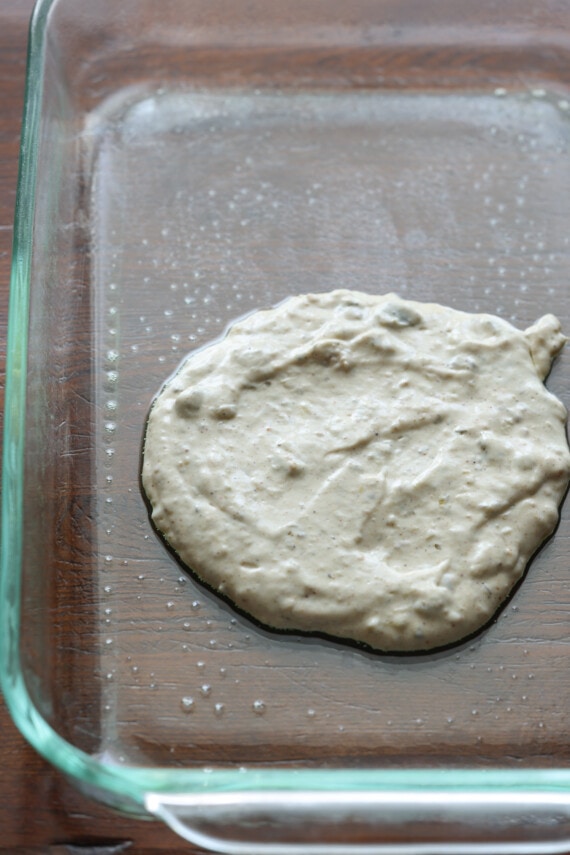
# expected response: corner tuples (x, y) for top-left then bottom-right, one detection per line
(181, 696), (195, 712)
(252, 700), (266, 715)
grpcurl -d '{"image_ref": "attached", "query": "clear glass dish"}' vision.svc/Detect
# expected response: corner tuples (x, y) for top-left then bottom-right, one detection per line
(3, 0), (570, 851)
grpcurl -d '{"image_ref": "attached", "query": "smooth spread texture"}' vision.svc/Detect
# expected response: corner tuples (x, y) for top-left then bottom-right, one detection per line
(142, 291), (570, 652)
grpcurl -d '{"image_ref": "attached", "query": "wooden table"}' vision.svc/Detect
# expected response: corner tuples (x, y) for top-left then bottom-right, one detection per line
(0, 1), (202, 852)
(3, 2), (570, 854)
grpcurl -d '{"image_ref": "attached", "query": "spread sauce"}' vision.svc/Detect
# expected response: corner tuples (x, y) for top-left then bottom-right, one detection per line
(142, 291), (570, 651)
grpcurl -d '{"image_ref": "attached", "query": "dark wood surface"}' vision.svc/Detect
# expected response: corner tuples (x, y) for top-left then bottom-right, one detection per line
(0, 1), (200, 852)
(2, 1), (570, 853)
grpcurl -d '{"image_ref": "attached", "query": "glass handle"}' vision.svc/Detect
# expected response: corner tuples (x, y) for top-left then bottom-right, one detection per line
(145, 789), (570, 853)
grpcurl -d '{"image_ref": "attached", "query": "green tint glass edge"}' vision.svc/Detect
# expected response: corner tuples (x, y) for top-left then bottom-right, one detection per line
(2, 0), (570, 813)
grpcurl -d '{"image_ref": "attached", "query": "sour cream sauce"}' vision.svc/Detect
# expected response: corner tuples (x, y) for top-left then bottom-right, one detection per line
(142, 291), (570, 651)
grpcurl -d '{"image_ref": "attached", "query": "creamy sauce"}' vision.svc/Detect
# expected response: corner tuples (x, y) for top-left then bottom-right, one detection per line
(142, 291), (570, 652)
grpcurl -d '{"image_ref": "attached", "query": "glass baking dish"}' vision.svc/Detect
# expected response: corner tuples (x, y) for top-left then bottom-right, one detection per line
(3, 0), (570, 850)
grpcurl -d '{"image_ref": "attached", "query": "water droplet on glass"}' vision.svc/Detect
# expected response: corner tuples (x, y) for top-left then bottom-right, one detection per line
(104, 371), (118, 390)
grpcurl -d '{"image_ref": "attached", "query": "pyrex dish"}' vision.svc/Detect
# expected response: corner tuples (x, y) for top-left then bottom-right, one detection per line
(3, 0), (570, 851)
